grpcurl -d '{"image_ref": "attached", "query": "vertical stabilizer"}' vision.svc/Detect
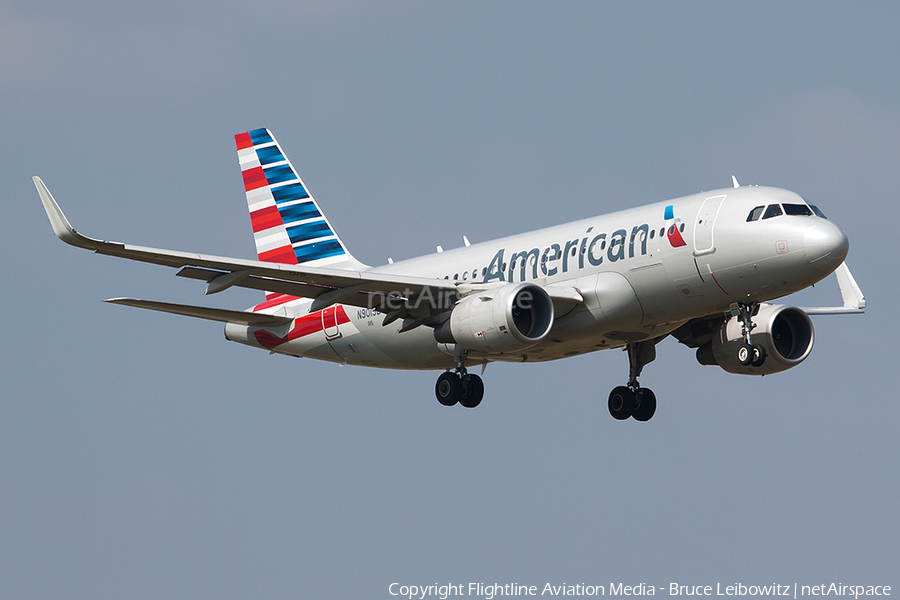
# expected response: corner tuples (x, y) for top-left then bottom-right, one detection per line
(235, 128), (367, 271)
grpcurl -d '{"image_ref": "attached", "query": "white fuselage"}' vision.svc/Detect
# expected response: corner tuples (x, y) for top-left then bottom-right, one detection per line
(224, 185), (849, 370)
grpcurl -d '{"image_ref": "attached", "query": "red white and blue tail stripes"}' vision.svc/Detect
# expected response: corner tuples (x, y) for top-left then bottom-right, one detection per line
(235, 128), (355, 266)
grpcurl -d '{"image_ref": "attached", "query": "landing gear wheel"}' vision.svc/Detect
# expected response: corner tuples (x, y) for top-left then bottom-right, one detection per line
(459, 374), (484, 408)
(435, 372), (461, 406)
(607, 341), (659, 422)
(750, 344), (767, 367)
(608, 386), (635, 420)
(737, 344), (753, 366)
(632, 388), (657, 422)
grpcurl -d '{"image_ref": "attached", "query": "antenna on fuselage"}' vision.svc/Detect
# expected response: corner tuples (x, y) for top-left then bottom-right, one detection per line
(463, 236), (471, 247)
(732, 175), (741, 188)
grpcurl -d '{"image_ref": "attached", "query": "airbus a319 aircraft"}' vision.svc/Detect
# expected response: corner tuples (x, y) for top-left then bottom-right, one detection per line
(35, 128), (865, 421)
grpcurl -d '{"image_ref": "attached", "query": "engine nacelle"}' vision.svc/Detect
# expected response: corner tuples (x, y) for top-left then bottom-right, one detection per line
(434, 283), (554, 353)
(697, 305), (814, 375)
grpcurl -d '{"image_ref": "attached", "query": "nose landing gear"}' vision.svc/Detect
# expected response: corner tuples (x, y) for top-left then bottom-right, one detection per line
(607, 340), (658, 422)
(731, 302), (767, 367)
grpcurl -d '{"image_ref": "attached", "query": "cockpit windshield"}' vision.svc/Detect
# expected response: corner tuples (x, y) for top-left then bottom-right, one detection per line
(748, 202), (825, 222)
(783, 203), (813, 216)
(809, 204), (827, 218)
(762, 204), (783, 219)
(746, 206), (765, 222)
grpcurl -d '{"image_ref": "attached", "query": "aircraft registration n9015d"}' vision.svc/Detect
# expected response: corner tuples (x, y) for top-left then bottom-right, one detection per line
(34, 128), (866, 421)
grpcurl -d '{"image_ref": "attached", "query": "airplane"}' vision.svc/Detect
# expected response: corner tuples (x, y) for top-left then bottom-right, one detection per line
(34, 128), (866, 421)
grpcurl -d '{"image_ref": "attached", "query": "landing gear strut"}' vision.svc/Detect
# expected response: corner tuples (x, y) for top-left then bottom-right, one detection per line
(434, 347), (485, 408)
(731, 302), (766, 367)
(607, 340), (657, 422)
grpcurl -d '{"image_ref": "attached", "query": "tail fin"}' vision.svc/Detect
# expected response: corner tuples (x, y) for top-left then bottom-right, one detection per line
(235, 128), (366, 269)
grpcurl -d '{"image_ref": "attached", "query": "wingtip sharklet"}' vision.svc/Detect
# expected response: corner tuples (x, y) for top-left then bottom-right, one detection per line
(33, 176), (104, 250)
(835, 261), (866, 310)
(802, 261), (866, 315)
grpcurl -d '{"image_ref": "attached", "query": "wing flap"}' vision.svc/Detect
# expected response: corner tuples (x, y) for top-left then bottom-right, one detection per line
(175, 266), (338, 298)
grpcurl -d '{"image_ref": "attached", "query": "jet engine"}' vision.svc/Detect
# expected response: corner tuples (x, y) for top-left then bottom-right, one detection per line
(696, 305), (814, 375)
(434, 282), (554, 353)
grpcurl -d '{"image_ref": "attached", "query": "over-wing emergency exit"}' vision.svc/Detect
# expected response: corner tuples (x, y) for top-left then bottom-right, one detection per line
(34, 128), (865, 420)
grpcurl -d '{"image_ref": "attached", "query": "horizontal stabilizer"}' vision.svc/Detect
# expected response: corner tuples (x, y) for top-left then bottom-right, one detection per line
(105, 298), (294, 326)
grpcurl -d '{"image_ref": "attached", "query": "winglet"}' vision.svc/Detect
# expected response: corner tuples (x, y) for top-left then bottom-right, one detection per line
(802, 261), (866, 315)
(33, 176), (107, 251)
(834, 261), (866, 310)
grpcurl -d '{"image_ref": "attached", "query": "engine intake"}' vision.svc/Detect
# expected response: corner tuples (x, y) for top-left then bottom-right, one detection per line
(697, 305), (814, 375)
(434, 282), (554, 353)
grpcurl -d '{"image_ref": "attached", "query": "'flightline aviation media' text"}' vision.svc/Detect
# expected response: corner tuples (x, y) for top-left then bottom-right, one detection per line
(388, 583), (891, 600)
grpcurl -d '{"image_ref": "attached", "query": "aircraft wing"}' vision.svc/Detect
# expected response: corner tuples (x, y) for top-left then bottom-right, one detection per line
(36, 177), (584, 316)
(35, 176), (461, 311)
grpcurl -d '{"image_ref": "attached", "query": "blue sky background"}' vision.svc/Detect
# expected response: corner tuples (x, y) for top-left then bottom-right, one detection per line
(2, 2), (898, 598)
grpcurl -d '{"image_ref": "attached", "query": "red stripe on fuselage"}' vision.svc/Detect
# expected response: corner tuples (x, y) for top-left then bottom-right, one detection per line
(253, 305), (350, 349)
(709, 271), (729, 295)
(253, 294), (299, 312)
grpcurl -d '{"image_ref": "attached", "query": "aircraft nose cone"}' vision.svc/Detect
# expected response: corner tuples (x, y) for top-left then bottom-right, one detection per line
(804, 221), (849, 272)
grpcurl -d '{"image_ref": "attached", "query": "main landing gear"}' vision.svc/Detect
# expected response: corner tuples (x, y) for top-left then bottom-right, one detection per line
(607, 340), (658, 422)
(435, 347), (484, 408)
(731, 302), (766, 368)
(435, 371), (484, 408)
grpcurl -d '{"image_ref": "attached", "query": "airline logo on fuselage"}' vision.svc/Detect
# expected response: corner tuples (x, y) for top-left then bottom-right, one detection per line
(664, 205), (687, 248)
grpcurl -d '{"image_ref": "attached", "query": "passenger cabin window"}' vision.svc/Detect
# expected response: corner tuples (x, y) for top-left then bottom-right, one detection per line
(747, 206), (765, 222)
(762, 204), (783, 219)
(810, 204), (827, 219)
(783, 203), (813, 216)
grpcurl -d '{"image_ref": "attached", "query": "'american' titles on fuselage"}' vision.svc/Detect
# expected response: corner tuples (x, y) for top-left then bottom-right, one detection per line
(483, 220), (663, 283)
